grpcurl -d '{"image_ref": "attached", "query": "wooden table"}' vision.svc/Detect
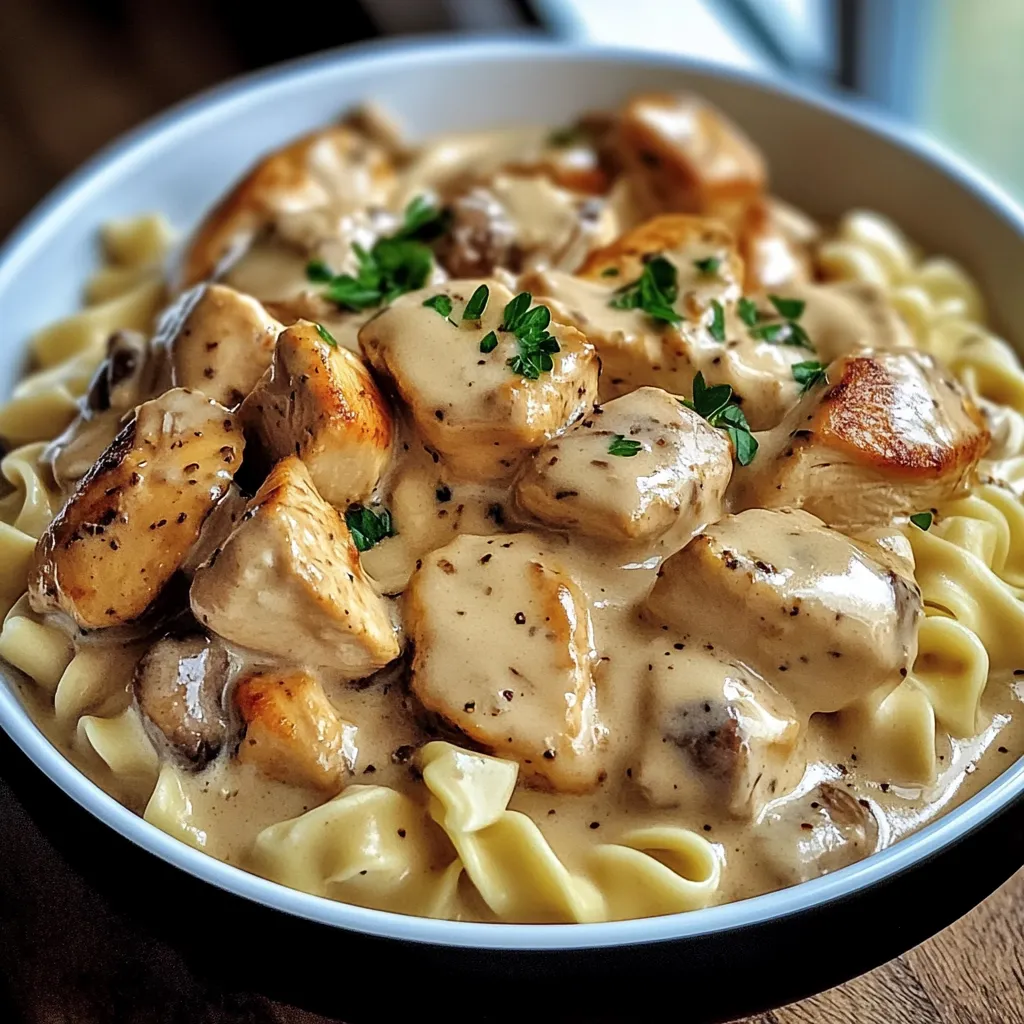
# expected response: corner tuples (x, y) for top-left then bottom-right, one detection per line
(1, 2), (1023, 1021)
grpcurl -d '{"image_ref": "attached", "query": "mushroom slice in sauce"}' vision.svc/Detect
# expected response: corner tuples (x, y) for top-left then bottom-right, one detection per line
(45, 329), (163, 489)
(406, 533), (605, 792)
(164, 283), (282, 408)
(631, 647), (800, 818)
(614, 92), (766, 222)
(360, 280), (599, 483)
(731, 350), (990, 530)
(645, 508), (922, 717)
(514, 386), (733, 545)
(756, 782), (879, 886)
(29, 388), (244, 629)
(134, 633), (230, 766)
(179, 124), (396, 288)
(525, 214), (804, 428)
(241, 320), (393, 507)
(235, 669), (358, 792)
(190, 456), (400, 678)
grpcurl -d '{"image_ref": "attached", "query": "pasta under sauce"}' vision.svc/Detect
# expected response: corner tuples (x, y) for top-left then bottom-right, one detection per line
(2, 92), (1024, 924)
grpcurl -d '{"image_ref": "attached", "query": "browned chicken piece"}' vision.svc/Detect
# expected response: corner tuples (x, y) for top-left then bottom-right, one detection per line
(731, 351), (990, 529)
(436, 173), (618, 278)
(514, 386), (733, 545)
(645, 508), (922, 717)
(134, 634), (230, 766)
(163, 283), (282, 408)
(45, 330), (164, 489)
(235, 670), (357, 792)
(180, 125), (396, 287)
(190, 457), (400, 677)
(527, 214), (804, 428)
(29, 388), (244, 629)
(615, 93), (766, 220)
(756, 782), (879, 885)
(241, 320), (393, 507)
(360, 280), (599, 482)
(630, 648), (800, 818)
(736, 197), (817, 293)
(406, 533), (604, 792)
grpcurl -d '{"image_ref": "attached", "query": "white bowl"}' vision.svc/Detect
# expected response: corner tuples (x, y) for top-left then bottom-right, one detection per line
(2, 36), (1023, 1019)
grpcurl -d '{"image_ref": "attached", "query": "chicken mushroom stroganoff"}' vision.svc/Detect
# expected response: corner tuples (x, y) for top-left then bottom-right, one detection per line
(4, 92), (1024, 924)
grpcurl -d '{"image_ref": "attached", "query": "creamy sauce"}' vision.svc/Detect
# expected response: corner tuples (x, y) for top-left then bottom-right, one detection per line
(12, 98), (1024, 923)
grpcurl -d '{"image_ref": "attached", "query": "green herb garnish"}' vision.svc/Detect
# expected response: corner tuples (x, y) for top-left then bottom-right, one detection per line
(681, 372), (758, 466)
(769, 294), (806, 320)
(315, 323), (338, 348)
(500, 292), (560, 379)
(463, 284), (489, 321)
(601, 267), (620, 278)
(792, 360), (826, 393)
(737, 296), (760, 327)
(479, 331), (498, 354)
(610, 256), (681, 326)
(306, 260), (333, 283)
(423, 294), (454, 319)
(608, 435), (643, 458)
(740, 293), (814, 351)
(345, 504), (395, 552)
(548, 125), (585, 147)
(709, 300), (726, 342)
(394, 194), (451, 242)
(910, 511), (933, 531)
(693, 256), (721, 276)
(748, 320), (814, 350)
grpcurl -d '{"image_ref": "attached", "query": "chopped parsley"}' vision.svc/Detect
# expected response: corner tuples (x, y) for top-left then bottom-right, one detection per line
(601, 267), (620, 278)
(737, 296), (759, 327)
(792, 360), (827, 393)
(463, 284), (489, 321)
(693, 256), (721, 276)
(609, 256), (681, 326)
(314, 323), (338, 348)
(306, 196), (448, 312)
(768, 294), (806, 320)
(709, 300), (726, 342)
(345, 504), (395, 552)
(739, 293), (815, 351)
(423, 294), (454, 319)
(499, 292), (560, 379)
(681, 372), (758, 466)
(608, 435), (643, 458)
(479, 331), (498, 354)
(548, 124), (585, 147)
(910, 511), (933, 531)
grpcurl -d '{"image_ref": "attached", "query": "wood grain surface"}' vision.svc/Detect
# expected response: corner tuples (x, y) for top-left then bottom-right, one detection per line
(0, 3), (1022, 1022)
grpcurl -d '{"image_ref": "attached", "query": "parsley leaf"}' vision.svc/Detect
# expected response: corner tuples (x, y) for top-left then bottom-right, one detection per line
(306, 260), (333, 283)
(609, 256), (681, 325)
(463, 284), (489, 321)
(601, 267), (620, 278)
(315, 323), (338, 348)
(910, 511), (933, 531)
(479, 331), (498, 354)
(709, 300), (726, 342)
(501, 292), (560, 379)
(693, 256), (721, 276)
(792, 360), (826, 393)
(394, 195), (450, 241)
(768, 294), (806, 320)
(737, 296), (760, 327)
(423, 294), (454, 319)
(608, 434), (643, 458)
(345, 504), (395, 552)
(548, 125), (585, 147)
(681, 372), (758, 466)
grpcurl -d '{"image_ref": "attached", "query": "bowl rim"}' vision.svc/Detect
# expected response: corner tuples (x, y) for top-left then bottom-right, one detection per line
(2, 34), (1024, 952)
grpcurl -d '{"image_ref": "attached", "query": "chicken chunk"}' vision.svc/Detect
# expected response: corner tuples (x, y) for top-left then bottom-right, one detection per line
(134, 634), (230, 766)
(436, 173), (618, 277)
(731, 351), (990, 529)
(30, 388), (244, 629)
(645, 508), (922, 716)
(406, 533), (604, 792)
(241, 320), (393, 507)
(514, 386), (733, 545)
(737, 197), (816, 293)
(163, 283), (282, 408)
(525, 215), (804, 428)
(615, 93), (766, 221)
(360, 281), (599, 482)
(190, 457), (399, 677)
(630, 647), (800, 818)
(756, 782), (879, 885)
(235, 670), (357, 792)
(180, 125), (396, 287)
(45, 330), (163, 489)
